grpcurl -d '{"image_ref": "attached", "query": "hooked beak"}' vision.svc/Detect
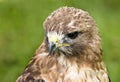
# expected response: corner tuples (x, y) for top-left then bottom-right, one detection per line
(49, 42), (56, 55)
(48, 35), (70, 55)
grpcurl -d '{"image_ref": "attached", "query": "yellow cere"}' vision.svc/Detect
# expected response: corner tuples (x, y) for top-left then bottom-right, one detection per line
(56, 43), (70, 48)
(49, 35), (58, 43)
(49, 35), (70, 47)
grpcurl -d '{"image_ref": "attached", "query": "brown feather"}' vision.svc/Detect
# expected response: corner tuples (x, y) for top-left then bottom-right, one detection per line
(16, 7), (110, 82)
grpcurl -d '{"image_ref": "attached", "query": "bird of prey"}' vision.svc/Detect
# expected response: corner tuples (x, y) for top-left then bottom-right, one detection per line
(16, 7), (110, 82)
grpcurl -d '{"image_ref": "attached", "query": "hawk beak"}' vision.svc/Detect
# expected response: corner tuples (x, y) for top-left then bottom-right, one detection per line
(49, 41), (56, 55)
(48, 35), (70, 55)
(48, 35), (58, 55)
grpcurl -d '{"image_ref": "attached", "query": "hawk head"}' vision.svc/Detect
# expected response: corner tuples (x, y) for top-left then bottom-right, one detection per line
(16, 7), (110, 82)
(44, 7), (101, 62)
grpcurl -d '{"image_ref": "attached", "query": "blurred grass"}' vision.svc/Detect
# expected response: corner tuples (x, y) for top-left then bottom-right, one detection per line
(0, 0), (120, 82)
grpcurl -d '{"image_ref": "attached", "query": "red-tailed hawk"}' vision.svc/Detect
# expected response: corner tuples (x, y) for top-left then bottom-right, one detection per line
(16, 7), (110, 82)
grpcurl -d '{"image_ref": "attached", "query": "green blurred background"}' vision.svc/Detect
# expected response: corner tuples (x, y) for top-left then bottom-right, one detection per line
(0, 0), (120, 82)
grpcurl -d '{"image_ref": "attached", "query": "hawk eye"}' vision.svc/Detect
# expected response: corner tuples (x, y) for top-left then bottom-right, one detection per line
(66, 31), (80, 39)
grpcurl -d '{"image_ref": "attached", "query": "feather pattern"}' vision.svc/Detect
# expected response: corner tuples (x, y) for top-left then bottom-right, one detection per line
(16, 7), (110, 82)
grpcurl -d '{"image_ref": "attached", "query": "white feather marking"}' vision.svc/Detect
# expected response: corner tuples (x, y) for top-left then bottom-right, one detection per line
(67, 20), (74, 27)
(57, 55), (69, 67)
(67, 20), (76, 28)
(37, 52), (49, 57)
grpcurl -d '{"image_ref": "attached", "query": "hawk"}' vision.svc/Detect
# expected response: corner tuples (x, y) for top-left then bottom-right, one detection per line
(16, 7), (110, 82)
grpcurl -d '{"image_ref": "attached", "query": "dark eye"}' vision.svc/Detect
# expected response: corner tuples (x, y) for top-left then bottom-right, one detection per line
(66, 31), (80, 39)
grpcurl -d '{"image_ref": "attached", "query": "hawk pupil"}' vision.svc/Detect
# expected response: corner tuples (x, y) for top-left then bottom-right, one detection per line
(67, 31), (79, 39)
